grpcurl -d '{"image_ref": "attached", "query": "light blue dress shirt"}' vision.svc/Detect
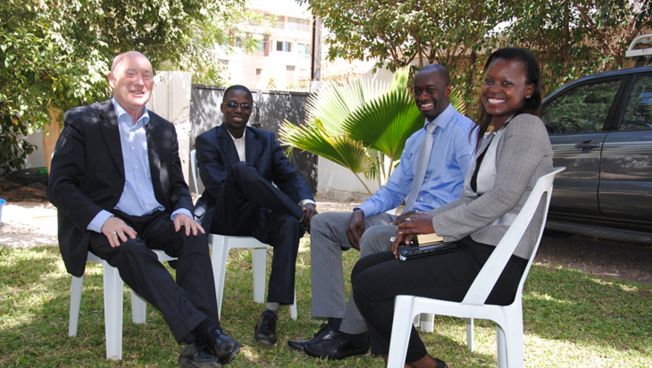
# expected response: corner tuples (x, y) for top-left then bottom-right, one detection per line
(357, 104), (477, 217)
(87, 99), (191, 233)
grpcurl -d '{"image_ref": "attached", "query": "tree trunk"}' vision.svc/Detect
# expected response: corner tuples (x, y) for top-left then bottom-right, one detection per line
(44, 106), (62, 173)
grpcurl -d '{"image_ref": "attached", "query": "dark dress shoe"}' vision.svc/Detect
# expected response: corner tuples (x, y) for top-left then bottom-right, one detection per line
(303, 330), (370, 360)
(179, 343), (222, 368)
(287, 323), (336, 351)
(254, 310), (278, 346)
(207, 328), (240, 365)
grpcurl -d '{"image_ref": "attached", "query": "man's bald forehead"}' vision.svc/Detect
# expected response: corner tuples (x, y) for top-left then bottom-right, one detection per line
(416, 64), (450, 85)
(111, 51), (151, 72)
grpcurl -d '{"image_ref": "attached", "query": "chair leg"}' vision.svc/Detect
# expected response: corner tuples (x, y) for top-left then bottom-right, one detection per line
(251, 247), (267, 304)
(102, 261), (124, 360)
(69, 275), (84, 337)
(387, 296), (416, 368)
(502, 315), (524, 368)
(496, 326), (507, 368)
(210, 235), (230, 319)
(289, 290), (298, 320)
(419, 313), (435, 333)
(466, 318), (475, 352)
(130, 290), (147, 324)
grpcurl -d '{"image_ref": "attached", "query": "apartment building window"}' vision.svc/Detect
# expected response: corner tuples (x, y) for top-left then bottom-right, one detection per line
(296, 43), (310, 57)
(286, 17), (310, 32)
(276, 41), (292, 52)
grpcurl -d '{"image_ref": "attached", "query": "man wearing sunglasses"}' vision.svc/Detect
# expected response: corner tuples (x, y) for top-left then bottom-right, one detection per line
(194, 85), (317, 346)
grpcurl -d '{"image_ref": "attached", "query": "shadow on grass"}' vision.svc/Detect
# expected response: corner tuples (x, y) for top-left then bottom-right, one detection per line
(1, 245), (651, 367)
(0, 246), (59, 287)
(0, 246), (185, 367)
(524, 264), (652, 353)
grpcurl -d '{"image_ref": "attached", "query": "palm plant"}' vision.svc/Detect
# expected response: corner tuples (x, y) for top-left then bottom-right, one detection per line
(279, 67), (423, 194)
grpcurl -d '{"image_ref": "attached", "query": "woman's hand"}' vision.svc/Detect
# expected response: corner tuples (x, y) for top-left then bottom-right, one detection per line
(390, 212), (435, 258)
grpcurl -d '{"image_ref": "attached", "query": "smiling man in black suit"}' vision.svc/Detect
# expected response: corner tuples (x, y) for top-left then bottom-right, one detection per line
(48, 51), (239, 367)
(194, 85), (317, 346)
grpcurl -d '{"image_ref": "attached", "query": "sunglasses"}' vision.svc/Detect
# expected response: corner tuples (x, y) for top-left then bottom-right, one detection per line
(225, 101), (252, 111)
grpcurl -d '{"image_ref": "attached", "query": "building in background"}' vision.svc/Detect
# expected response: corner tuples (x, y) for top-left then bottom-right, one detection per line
(216, 0), (313, 90)
(217, 0), (376, 91)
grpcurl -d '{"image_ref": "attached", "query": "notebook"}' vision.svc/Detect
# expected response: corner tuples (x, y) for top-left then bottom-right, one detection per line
(398, 233), (457, 261)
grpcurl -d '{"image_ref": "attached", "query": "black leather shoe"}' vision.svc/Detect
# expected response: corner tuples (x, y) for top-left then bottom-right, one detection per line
(254, 310), (278, 346)
(303, 330), (370, 360)
(179, 343), (222, 368)
(287, 323), (336, 351)
(207, 328), (240, 365)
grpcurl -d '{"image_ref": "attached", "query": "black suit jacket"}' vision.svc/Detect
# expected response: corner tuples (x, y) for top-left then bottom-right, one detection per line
(47, 100), (193, 277)
(194, 125), (313, 225)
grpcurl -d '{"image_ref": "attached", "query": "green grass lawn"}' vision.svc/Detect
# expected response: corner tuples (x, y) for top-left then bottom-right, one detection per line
(1, 239), (651, 367)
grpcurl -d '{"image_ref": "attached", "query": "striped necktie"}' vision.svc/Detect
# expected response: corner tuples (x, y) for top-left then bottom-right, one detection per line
(404, 122), (436, 212)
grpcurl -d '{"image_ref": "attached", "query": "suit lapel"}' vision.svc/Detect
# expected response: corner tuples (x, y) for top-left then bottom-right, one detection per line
(217, 125), (241, 165)
(244, 127), (259, 164)
(99, 101), (125, 178)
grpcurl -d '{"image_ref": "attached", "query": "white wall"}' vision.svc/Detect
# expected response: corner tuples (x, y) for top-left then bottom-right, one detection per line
(317, 157), (379, 201)
(148, 71), (193, 182)
(23, 131), (46, 168)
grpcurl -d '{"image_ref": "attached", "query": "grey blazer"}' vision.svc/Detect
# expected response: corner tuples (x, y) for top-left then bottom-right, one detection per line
(430, 113), (553, 259)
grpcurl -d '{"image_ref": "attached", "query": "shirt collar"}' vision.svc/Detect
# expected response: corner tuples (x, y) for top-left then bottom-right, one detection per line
(424, 103), (455, 131)
(227, 127), (246, 141)
(111, 97), (150, 126)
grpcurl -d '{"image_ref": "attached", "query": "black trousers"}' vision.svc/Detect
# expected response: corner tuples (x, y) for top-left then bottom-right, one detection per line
(351, 237), (527, 362)
(89, 210), (219, 343)
(210, 164), (304, 305)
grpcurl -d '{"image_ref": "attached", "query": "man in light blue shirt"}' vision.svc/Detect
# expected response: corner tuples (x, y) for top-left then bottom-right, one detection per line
(289, 64), (477, 360)
(86, 99), (193, 231)
(48, 51), (239, 367)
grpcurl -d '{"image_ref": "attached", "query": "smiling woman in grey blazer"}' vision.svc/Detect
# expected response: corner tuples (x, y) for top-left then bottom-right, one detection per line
(351, 48), (553, 368)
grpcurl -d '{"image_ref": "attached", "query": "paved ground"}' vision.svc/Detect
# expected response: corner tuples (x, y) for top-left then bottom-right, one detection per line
(0, 201), (57, 247)
(0, 197), (357, 248)
(1, 197), (651, 285)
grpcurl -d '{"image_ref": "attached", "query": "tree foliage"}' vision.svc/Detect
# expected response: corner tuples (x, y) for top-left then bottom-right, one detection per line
(301, 0), (509, 106)
(0, 0), (247, 174)
(301, 0), (652, 116)
(503, 0), (652, 91)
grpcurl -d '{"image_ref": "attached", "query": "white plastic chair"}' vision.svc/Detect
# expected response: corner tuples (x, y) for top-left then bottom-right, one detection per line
(387, 167), (565, 368)
(190, 149), (297, 320)
(69, 250), (176, 360)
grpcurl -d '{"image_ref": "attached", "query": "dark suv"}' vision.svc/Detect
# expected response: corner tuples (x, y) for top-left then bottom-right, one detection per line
(541, 65), (652, 243)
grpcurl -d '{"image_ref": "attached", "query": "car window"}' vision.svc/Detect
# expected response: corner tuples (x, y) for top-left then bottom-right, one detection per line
(542, 79), (621, 134)
(621, 75), (652, 130)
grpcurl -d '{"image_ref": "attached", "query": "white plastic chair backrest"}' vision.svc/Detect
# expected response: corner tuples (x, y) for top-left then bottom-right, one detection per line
(462, 167), (565, 305)
(190, 149), (200, 194)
